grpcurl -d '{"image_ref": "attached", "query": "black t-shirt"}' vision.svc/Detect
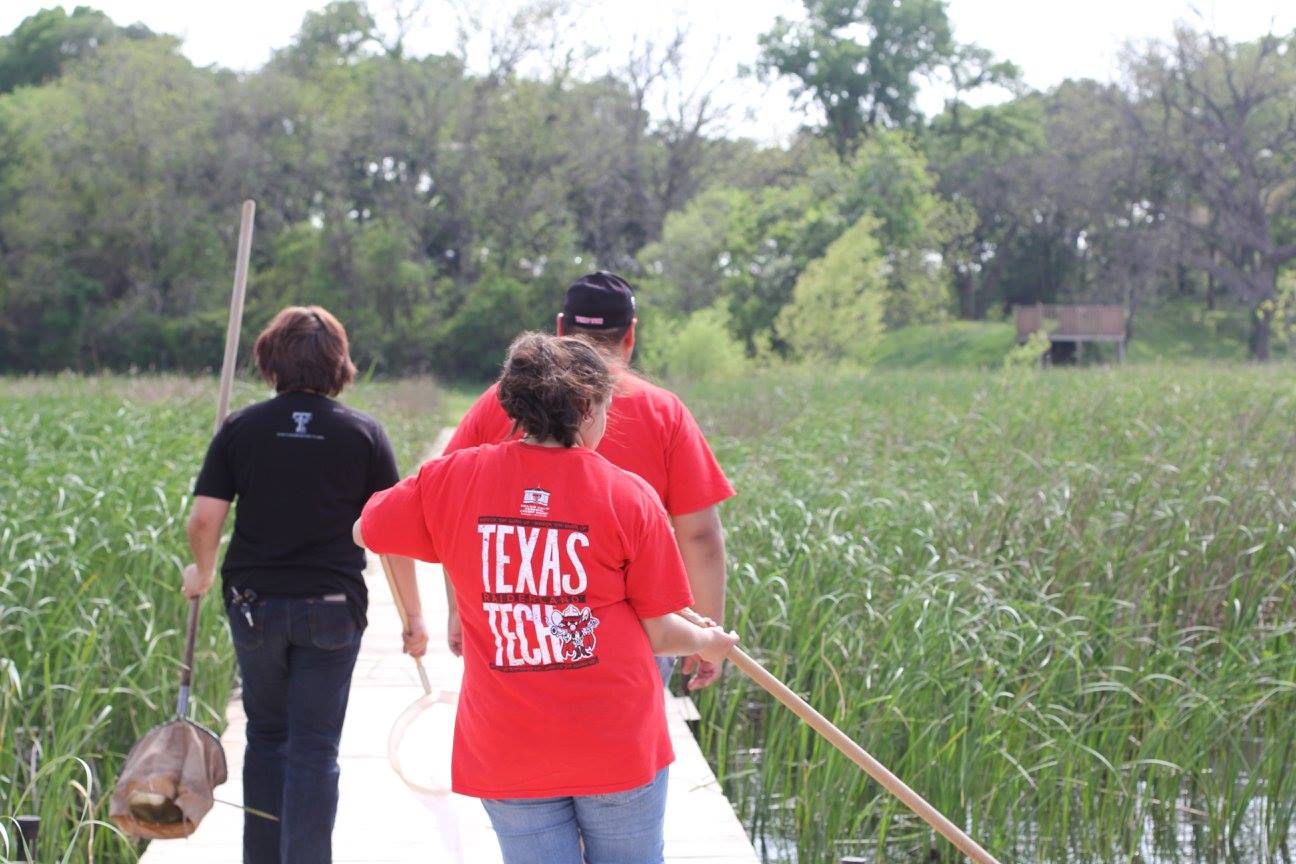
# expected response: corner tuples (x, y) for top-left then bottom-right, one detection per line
(193, 391), (400, 623)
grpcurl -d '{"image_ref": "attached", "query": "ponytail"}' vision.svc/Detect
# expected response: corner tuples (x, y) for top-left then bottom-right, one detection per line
(498, 333), (613, 447)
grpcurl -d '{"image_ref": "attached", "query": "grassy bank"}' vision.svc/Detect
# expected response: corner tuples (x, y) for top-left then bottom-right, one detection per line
(0, 375), (450, 861)
(679, 364), (1296, 863)
(861, 298), (1283, 370)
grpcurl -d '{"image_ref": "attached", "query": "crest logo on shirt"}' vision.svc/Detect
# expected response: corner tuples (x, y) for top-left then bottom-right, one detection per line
(548, 604), (599, 662)
(520, 487), (551, 517)
(276, 410), (324, 441)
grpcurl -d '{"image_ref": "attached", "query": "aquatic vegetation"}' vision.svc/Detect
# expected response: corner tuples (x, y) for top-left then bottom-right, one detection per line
(685, 365), (1296, 864)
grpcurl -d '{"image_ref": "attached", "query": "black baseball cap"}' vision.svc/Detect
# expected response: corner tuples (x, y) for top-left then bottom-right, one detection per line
(562, 271), (637, 329)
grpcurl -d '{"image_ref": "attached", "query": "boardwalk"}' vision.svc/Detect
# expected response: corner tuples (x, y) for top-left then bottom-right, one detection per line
(142, 433), (758, 863)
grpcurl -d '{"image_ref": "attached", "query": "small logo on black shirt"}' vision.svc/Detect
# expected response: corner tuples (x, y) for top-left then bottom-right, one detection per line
(520, 488), (550, 517)
(277, 411), (325, 440)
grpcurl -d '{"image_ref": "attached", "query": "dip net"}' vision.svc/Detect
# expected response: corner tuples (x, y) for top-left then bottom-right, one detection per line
(387, 688), (457, 797)
(388, 687), (464, 858)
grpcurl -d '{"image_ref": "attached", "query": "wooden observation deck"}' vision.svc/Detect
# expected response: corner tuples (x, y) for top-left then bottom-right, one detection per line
(1014, 303), (1128, 362)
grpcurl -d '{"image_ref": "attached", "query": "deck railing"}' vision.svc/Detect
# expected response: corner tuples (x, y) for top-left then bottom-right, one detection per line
(1014, 304), (1127, 342)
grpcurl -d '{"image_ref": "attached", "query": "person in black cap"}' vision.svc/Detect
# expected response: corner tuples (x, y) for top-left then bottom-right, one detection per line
(441, 271), (735, 690)
(562, 271), (638, 330)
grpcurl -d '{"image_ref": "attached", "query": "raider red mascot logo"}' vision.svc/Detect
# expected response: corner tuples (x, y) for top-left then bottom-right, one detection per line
(548, 604), (599, 661)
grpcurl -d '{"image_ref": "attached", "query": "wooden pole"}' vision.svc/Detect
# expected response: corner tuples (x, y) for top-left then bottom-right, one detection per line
(379, 554), (431, 695)
(679, 608), (1004, 864)
(176, 200), (256, 720)
(215, 199), (256, 431)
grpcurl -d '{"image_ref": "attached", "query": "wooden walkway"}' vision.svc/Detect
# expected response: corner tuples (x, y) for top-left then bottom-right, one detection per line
(142, 433), (758, 863)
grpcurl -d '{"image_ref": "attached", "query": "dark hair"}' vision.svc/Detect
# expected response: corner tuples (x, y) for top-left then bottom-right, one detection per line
(253, 305), (357, 397)
(565, 322), (630, 351)
(498, 333), (613, 447)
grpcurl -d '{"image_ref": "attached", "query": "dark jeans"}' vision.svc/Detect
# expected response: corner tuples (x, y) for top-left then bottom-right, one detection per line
(226, 593), (363, 864)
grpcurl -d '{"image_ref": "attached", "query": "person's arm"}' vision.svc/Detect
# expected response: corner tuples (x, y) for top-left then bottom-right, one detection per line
(444, 572), (463, 656)
(353, 519), (430, 658)
(672, 506), (726, 623)
(387, 554), (428, 658)
(662, 398), (736, 690)
(641, 612), (738, 662)
(671, 505), (728, 689)
(183, 496), (231, 599)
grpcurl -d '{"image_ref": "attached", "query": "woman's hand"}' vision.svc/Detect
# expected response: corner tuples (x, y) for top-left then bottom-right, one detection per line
(697, 627), (739, 665)
(403, 613), (429, 658)
(181, 563), (215, 600)
(447, 609), (464, 657)
(673, 613), (724, 689)
(682, 656), (723, 691)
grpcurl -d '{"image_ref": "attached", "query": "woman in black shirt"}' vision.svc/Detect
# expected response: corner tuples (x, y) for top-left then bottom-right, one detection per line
(182, 306), (426, 864)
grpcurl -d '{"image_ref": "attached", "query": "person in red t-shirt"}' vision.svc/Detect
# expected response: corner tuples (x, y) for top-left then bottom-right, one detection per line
(443, 271), (734, 691)
(355, 333), (737, 864)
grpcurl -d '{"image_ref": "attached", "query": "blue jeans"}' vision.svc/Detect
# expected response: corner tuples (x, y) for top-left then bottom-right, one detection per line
(481, 767), (670, 864)
(226, 592), (363, 864)
(656, 656), (675, 687)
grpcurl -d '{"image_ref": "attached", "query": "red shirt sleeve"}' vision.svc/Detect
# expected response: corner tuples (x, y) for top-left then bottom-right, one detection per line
(623, 478), (695, 619)
(359, 463), (439, 562)
(663, 402), (735, 516)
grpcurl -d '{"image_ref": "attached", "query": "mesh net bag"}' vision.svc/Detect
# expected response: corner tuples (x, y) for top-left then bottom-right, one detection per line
(109, 718), (227, 839)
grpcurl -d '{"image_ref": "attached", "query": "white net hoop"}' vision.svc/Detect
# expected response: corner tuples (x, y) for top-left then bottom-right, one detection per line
(387, 689), (459, 797)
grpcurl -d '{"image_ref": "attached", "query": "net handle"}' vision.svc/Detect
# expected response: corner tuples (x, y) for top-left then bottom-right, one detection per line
(177, 200), (256, 720)
(379, 554), (432, 695)
(677, 607), (1002, 864)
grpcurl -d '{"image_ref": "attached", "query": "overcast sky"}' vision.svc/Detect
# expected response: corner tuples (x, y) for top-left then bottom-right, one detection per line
(4, 0), (1295, 142)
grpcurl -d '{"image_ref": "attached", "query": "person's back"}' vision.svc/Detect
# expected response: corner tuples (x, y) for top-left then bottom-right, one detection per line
(443, 271), (734, 689)
(445, 372), (729, 517)
(367, 437), (686, 794)
(357, 333), (737, 864)
(199, 390), (392, 617)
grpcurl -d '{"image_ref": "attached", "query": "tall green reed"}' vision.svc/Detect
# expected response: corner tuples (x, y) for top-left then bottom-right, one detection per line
(682, 365), (1296, 864)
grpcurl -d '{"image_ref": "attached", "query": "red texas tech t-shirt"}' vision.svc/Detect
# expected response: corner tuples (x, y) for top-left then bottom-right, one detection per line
(360, 440), (695, 798)
(443, 373), (735, 516)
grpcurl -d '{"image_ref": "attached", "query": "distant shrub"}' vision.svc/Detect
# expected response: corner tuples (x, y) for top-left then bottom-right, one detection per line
(433, 269), (539, 380)
(1003, 329), (1051, 369)
(643, 307), (748, 382)
(776, 215), (887, 362)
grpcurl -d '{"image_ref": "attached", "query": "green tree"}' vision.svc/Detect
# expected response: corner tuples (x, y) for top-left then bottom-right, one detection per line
(433, 268), (549, 380)
(840, 131), (969, 325)
(757, 0), (955, 156)
(270, 1), (377, 73)
(776, 214), (887, 360)
(0, 6), (153, 94)
(721, 160), (850, 353)
(639, 307), (748, 381)
(1125, 27), (1296, 358)
(636, 187), (748, 314)
(0, 37), (234, 369)
(924, 96), (1045, 317)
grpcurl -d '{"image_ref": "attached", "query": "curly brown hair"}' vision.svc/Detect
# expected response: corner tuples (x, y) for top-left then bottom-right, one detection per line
(498, 333), (613, 447)
(253, 306), (357, 397)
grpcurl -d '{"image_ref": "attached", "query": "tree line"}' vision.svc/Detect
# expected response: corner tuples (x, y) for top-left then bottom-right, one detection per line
(1, 1), (1294, 377)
